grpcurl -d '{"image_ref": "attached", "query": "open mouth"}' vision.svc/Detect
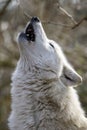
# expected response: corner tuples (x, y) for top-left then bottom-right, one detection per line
(25, 23), (35, 42)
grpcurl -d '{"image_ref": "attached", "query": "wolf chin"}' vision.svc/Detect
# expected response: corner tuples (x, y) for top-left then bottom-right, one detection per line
(8, 17), (87, 130)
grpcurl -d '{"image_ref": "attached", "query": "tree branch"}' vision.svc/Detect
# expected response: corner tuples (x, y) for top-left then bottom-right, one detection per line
(21, 0), (87, 30)
(57, 1), (77, 25)
(42, 21), (72, 28)
(72, 16), (87, 29)
(0, 0), (11, 17)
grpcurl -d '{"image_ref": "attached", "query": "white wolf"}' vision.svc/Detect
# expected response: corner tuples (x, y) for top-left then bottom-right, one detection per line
(8, 17), (87, 130)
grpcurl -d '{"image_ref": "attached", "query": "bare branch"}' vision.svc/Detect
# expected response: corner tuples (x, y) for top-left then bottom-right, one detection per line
(42, 21), (72, 28)
(24, 11), (32, 19)
(0, 0), (11, 16)
(72, 16), (87, 29)
(18, 1), (32, 20)
(57, 1), (77, 25)
(24, 12), (72, 28)
(21, 1), (87, 30)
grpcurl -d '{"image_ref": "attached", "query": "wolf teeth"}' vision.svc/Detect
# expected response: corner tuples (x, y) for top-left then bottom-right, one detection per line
(26, 34), (30, 36)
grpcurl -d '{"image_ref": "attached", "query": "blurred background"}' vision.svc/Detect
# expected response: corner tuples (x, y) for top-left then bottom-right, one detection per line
(0, 0), (87, 130)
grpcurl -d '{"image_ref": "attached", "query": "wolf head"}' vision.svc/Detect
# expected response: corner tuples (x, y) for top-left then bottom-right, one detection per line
(17, 17), (82, 87)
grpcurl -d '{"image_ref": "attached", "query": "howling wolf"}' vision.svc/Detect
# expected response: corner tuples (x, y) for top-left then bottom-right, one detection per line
(8, 17), (87, 130)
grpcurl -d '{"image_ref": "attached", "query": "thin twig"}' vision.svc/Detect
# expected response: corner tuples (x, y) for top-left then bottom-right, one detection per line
(23, 9), (87, 30)
(57, 0), (77, 25)
(21, 1), (87, 29)
(19, 3), (32, 19)
(19, 0), (75, 28)
(0, 0), (11, 16)
(23, 12), (72, 28)
(72, 16), (87, 29)
(42, 21), (72, 28)
(24, 11), (32, 19)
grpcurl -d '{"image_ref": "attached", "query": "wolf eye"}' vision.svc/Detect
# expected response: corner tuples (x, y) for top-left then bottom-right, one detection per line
(49, 43), (54, 49)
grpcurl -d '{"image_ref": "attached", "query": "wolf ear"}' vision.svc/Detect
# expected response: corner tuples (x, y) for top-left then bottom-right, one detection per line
(60, 65), (82, 87)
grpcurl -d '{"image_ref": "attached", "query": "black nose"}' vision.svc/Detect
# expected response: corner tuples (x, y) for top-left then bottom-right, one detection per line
(31, 17), (40, 23)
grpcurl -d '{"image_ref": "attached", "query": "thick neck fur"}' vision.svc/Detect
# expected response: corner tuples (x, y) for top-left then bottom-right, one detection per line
(8, 59), (87, 130)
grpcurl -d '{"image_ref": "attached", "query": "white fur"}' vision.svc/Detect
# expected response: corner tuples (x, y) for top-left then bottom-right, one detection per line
(8, 19), (87, 130)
